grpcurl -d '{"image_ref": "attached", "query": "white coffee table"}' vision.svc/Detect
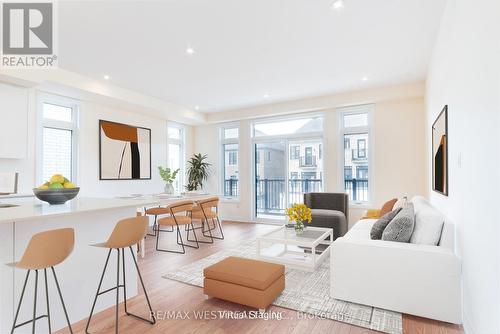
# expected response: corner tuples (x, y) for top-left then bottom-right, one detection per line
(256, 226), (332, 272)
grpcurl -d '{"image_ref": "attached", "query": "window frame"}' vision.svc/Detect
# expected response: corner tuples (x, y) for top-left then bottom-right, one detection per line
(167, 122), (186, 192)
(251, 113), (325, 223)
(36, 94), (79, 185)
(357, 138), (367, 158)
(338, 105), (373, 205)
(219, 123), (240, 199)
(289, 145), (300, 160)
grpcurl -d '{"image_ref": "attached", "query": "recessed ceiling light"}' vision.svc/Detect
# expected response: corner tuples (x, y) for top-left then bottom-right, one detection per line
(103, 75), (110, 80)
(194, 105), (200, 110)
(362, 76), (368, 81)
(263, 94), (270, 99)
(332, 0), (344, 10)
(186, 47), (195, 55)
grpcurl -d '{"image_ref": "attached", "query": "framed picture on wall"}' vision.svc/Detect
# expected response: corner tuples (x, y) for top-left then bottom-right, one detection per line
(99, 120), (151, 180)
(432, 105), (448, 196)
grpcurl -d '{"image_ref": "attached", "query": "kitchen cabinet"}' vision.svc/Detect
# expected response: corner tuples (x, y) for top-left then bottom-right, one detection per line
(0, 83), (28, 159)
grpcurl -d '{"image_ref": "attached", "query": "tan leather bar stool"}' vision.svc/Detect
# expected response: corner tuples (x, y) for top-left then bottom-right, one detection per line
(7, 228), (75, 334)
(143, 206), (170, 236)
(85, 217), (155, 334)
(156, 200), (198, 253)
(192, 196), (224, 240)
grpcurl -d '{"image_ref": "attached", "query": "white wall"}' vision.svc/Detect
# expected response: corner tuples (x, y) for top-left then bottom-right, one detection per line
(426, 0), (500, 333)
(0, 84), (194, 197)
(195, 93), (427, 225)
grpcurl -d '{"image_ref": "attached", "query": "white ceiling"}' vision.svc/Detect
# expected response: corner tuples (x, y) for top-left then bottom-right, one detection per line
(58, 0), (446, 113)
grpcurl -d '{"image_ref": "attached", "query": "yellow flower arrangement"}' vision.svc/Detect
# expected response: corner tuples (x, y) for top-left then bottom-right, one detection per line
(286, 203), (312, 224)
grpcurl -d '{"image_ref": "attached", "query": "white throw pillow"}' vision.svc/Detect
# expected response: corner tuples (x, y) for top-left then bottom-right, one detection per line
(392, 197), (407, 211)
(410, 206), (445, 245)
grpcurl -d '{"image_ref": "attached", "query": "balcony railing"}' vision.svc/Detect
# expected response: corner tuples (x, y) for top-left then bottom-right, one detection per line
(344, 178), (368, 202)
(223, 179), (239, 197)
(255, 178), (322, 215)
(224, 178), (369, 213)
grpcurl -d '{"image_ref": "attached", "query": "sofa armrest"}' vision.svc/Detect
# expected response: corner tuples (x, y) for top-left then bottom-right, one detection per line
(331, 237), (462, 324)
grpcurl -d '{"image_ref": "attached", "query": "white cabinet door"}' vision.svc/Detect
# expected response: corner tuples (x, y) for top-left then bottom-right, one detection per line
(0, 83), (28, 159)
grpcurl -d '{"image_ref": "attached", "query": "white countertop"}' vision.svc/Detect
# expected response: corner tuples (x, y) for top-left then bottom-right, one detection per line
(0, 193), (34, 199)
(0, 197), (159, 224)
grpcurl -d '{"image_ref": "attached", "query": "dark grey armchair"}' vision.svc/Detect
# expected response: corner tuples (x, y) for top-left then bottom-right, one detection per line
(304, 192), (349, 240)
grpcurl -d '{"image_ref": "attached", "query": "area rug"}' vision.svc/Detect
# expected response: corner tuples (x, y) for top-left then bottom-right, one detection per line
(162, 241), (402, 334)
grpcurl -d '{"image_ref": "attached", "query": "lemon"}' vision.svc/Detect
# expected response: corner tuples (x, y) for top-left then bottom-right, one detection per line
(37, 185), (49, 190)
(50, 174), (65, 184)
(63, 182), (76, 189)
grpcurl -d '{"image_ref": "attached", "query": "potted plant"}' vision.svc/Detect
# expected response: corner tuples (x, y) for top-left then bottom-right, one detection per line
(158, 166), (179, 194)
(186, 153), (211, 192)
(286, 203), (312, 235)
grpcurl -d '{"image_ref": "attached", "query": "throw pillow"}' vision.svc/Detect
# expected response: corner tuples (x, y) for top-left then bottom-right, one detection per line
(392, 197), (407, 211)
(382, 203), (415, 243)
(410, 206), (445, 246)
(379, 198), (398, 216)
(370, 207), (402, 240)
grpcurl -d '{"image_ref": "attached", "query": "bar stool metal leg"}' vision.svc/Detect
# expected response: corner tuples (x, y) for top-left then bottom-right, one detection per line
(51, 267), (73, 334)
(87, 245), (155, 334)
(125, 247), (156, 324)
(85, 249), (112, 334)
(32, 270), (38, 334)
(44, 269), (52, 334)
(11, 271), (30, 334)
(115, 249), (120, 334)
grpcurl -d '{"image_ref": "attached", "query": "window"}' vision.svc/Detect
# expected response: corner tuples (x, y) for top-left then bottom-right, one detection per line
(357, 139), (367, 158)
(39, 99), (78, 183)
(290, 145), (300, 159)
(220, 125), (239, 198)
(344, 137), (350, 149)
(304, 147), (313, 166)
(228, 151), (237, 165)
(253, 116), (323, 137)
(357, 166), (368, 179)
(167, 124), (185, 192)
(340, 106), (371, 203)
(253, 116), (324, 219)
(344, 166), (353, 180)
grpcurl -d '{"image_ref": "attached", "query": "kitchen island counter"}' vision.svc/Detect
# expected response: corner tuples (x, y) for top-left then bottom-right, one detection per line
(0, 197), (158, 223)
(0, 197), (159, 334)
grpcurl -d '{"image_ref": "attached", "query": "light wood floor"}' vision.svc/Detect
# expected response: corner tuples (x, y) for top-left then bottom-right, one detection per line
(57, 221), (464, 334)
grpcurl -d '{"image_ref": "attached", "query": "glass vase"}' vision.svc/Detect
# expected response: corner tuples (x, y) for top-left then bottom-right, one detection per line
(295, 221), (304, 235)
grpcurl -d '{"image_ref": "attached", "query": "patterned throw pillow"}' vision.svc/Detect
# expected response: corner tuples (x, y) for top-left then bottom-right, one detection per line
(382, 203), (415, 243)
(379, 198), (398, 217)
(370, 207), (402, 240)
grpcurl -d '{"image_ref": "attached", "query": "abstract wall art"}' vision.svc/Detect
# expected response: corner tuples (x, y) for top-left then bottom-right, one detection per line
(432, 105), (448, 196)
(99, 120), (151, 180)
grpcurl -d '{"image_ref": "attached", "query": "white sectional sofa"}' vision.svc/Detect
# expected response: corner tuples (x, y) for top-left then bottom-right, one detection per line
(330, 196), (462, 324)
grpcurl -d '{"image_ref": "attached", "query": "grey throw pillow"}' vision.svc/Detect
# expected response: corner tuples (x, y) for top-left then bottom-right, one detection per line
(370, 207), (402, 240)
(382, 203), (415, 243)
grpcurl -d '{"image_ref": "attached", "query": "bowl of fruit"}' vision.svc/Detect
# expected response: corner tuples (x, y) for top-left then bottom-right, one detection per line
(33, 174), (79, 205)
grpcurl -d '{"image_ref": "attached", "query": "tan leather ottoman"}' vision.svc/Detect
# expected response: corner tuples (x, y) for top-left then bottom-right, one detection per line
(203, 256), (285, 312)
